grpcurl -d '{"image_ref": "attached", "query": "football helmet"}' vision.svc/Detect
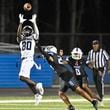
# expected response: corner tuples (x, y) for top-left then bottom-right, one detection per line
(44, 46), (57, 54)
(22, 25), (33, 37)
(71, 47), (83, 60)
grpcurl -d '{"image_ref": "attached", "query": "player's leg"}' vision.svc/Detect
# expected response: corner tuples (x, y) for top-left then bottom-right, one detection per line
(75, 86), (98, 110)
(58, 91), (75, 110)
(97, 72), (104, 100)
(95, 70), (105, 106)
(93, 69), (104, 103)
(58, 82), (75, 110)
(33, 60), (44, 105)
(19, 59), (44, 105)
(82, 83), (101, 101)
(19, 75), (44, 95)
(75, 86), (93, 102)
(93, 69), (101, 97)
(20, 76), (38, 93)
(81, 76), (101, 101)
(19, 76), (43, 105)
(34, 61), (44, 95)
(20, 76), (44, 95)
(79, 66), (99, 100)
(68, 77), (98, 110)
(19, 59), (37, 93)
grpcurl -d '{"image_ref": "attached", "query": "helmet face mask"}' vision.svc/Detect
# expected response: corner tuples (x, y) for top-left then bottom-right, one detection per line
(71, 47), (83, 60)
(22, 25), (33, 37)
(44, 46), (57, 54)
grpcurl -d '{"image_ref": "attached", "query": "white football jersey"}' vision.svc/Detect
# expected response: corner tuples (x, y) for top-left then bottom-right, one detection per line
(20, 38), (36, 58)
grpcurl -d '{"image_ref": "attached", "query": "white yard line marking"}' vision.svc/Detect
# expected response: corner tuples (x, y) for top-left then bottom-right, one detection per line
(0, 108), (65, 110)
(0, 108), (107, 110)
(0, 98), (109, 103)
(0, 108), (66, 110)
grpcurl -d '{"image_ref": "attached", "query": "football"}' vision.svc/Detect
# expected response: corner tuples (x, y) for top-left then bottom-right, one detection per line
(23, 3), (32, 11)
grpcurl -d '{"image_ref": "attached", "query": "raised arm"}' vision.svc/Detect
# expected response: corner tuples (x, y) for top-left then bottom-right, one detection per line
(37, 43), (54, 62)
(103, 50), (110, 72)
(17, 14), (26, 43)
(29, 14), (39, 41)
(17, 23), (22, 43)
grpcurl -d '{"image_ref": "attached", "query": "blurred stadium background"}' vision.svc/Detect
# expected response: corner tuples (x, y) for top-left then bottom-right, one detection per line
(0, 0), (110, 110)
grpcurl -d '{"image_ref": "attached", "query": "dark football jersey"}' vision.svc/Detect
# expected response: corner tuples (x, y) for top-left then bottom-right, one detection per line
(37, 44), (73, 81)
(67, 56), (87, 77)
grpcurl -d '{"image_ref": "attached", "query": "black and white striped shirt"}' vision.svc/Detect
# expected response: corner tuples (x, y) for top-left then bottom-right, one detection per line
(86, 49), (109, 68)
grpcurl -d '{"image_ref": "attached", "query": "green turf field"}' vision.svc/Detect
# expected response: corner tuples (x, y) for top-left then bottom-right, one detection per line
(0, 95), (109, 110)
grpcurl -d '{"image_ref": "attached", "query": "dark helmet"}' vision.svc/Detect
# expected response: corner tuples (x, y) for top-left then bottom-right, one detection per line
(22, 25), (33, 37)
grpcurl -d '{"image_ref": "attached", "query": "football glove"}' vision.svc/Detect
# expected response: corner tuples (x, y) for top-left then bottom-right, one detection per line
(29, 14), (37, 24)
(19, 14), (26, 23)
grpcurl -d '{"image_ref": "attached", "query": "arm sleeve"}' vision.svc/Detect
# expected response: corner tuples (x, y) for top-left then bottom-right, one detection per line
(33, 22), (39, 41)
(17, 23), (22, 43)
(103, 50), (110, 60)
(86, 51), (91, 64)
(37, 43), (50, 60)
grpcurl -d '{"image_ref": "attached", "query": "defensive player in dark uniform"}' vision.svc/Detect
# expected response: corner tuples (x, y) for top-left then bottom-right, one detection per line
(59, 48), (100, 107)
(37, 44), (98, 110)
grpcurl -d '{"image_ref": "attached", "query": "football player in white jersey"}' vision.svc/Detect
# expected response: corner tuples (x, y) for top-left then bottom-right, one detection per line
(17, 14), (44, 105)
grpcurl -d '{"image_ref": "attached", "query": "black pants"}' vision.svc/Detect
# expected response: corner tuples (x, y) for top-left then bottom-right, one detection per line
(93, 68), (105, 100)
(59, 77), (79, 92)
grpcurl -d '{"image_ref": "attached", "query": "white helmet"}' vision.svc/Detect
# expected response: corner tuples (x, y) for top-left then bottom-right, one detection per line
(44, 46), (57, 54)
(71, 47), (83, 60)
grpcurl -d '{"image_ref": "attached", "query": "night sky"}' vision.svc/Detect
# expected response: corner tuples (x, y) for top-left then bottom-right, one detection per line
(14, 0), (110, 33)
(1, 0), (110, 54)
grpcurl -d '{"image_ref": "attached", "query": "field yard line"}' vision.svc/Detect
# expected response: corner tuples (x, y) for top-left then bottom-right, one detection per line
(0, 108), (94, 110)
(0, 98), (109, 103)
(0, 108), (65, 110)
(0, 108), (106, 110)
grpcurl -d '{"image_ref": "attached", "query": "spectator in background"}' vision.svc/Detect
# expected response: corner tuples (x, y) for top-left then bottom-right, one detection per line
(86, 40), (110, 106)
(58, 49), (68, 64)
(58, 49), (65, 63)
(59, 49), (64, 57)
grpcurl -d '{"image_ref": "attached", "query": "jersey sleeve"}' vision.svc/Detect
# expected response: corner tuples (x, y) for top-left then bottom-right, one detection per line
(81, 57), (86, 65)
(103, 50), (110, 61)
(86, 51), (91, 64)
(37, 43), (50, 60)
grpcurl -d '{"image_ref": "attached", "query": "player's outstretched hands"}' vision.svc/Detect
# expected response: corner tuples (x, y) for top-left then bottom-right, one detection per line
(29, 14), (37, 24)
(19, 14), (26, 23)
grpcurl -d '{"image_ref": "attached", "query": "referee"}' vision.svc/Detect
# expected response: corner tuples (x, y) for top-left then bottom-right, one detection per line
(86, 40), (110, 106)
